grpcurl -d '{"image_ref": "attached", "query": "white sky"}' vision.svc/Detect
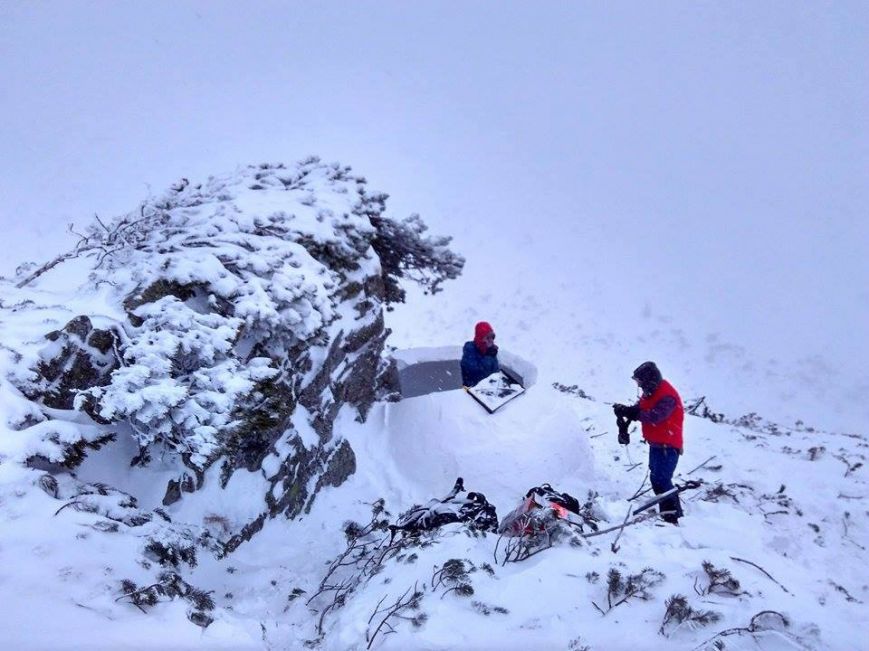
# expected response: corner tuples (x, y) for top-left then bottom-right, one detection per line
(1, 2), (867, 423)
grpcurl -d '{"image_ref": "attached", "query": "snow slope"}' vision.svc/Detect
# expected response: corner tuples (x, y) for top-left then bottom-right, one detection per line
(1, 265), (866, 649)
(228, 383), (868, 650)
(0, 167), (865, 649)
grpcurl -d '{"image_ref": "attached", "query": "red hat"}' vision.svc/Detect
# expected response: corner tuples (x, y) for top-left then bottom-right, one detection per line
(475, 321), (493, 339)
(474, 321), (494, 352)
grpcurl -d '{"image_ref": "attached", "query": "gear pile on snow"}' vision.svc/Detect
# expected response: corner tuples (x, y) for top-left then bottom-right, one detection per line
(498, 483), (599, 537)
(389, 477), (498, 538)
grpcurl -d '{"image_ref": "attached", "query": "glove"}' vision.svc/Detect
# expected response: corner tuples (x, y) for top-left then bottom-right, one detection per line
(613, 403), (640, 420)
(486, 344), (499, 356)
(617, 416), (631, 445)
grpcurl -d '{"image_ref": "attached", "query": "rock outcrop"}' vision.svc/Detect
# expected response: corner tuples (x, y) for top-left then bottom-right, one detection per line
(14, 157), (463, 554)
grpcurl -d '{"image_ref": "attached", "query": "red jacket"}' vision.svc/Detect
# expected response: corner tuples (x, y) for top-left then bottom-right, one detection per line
(639, 379), (684, 450)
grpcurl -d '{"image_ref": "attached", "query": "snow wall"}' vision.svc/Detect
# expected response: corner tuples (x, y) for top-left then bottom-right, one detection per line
(372, 353), (594, 510)
(391, 346), (538, 399)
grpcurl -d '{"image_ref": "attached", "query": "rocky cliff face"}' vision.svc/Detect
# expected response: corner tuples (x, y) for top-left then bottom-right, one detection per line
(30, 316), (120, 422)
(9, 157), (462, 555)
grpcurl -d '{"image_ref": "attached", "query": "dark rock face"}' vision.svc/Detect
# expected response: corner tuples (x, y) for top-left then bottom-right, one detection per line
(339, 313), (392, 418)
(162, 473), (197, 506)
(23, 253), (392, 554)
(222, 375), (298, 477)
(123, 280), (196, 326)
(220, 288), (388, 550)
(34, 316), (119, 421)
(318, 439), (357, 490)
(209, 215), (394, 546)
(25, 267), (389, 550)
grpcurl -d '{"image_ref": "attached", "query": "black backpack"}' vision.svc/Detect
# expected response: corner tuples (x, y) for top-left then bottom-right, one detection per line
(389, 477), (498, 538)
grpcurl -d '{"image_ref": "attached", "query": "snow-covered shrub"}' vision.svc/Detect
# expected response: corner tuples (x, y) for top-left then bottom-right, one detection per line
(659, 594), (721, 637)
(43, 157), (465, 469)
(17, 418), (116, 472)
(144, 538), (198, 570)
(86, 296), (276, 467)
(592, 567), (666, 615)
(117, 573), (215, 628)
(366, 211), (465, 304)
(431, 558), (478, 597)
(697, 560), (744, 597)
(470, 600), (509, 616)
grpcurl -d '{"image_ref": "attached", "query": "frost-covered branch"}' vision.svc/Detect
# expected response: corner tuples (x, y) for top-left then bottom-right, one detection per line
(659, 594), (720, 637)
(368, 213), (464, 304)
(592, 567), (665, 616)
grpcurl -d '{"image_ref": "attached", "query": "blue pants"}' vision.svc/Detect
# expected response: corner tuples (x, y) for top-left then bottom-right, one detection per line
(649, 445), (683, 520)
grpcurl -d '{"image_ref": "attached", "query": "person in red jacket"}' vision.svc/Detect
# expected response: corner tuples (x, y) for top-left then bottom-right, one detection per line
(614, 361), (685, 525)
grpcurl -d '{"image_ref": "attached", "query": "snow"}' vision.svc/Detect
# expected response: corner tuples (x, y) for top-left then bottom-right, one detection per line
(1, 4), (868, 650)
(316, 393), (863, 651)
(203, 387), (862, 651)
(291, 405), (321, 450)
(2, 293), (867, 649)
(379, 387), (594, 508)
(391, 346), (463, 369)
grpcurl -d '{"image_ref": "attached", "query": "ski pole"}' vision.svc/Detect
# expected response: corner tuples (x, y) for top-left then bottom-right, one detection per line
(631, 480), (703, 516)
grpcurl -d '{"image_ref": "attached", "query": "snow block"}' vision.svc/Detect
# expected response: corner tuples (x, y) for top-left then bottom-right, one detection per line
(391, 346), (537, 399)
(382, 384), (593, 509)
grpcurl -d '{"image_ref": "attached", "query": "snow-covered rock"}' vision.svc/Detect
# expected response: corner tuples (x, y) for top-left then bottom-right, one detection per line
(0, 157), (463, 642)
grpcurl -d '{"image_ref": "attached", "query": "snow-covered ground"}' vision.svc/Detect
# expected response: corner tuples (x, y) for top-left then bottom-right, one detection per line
(1, 272), (866, 649)
(2, 3), (868, 650)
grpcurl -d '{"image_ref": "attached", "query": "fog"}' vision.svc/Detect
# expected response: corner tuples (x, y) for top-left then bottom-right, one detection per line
(2, 2), (867, 425)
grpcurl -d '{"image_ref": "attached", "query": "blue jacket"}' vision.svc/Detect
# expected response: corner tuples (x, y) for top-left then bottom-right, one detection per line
(461, 341), (499, 387)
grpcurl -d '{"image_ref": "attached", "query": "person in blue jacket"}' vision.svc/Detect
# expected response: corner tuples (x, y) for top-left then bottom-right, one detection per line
(461, 321), (500, 387)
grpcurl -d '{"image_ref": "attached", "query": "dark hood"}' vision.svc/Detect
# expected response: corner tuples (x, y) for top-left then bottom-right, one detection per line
(632, 361), (662, 396)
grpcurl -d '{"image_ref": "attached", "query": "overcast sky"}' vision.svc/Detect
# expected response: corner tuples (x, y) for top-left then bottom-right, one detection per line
(1, 2), (867, 418)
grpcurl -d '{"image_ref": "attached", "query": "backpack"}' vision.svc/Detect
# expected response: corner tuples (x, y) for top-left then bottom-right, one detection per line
(389, 477), (498, 539)
(525, 483), (581, 514)
(498, 483), (598, 537)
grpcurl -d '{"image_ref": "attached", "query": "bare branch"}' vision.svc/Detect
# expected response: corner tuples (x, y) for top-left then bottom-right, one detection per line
(691, 610), (795, 651)
(94, 214), (111, 233)
(729, 556), (790, 594)
(365, 582), (420, 650)
(627, 468), (651, 502)
(610, 505), (634, 553)
(54, 500), (86, 517)
(687, 456), (717, 475)
(16, 251), (82, 288)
